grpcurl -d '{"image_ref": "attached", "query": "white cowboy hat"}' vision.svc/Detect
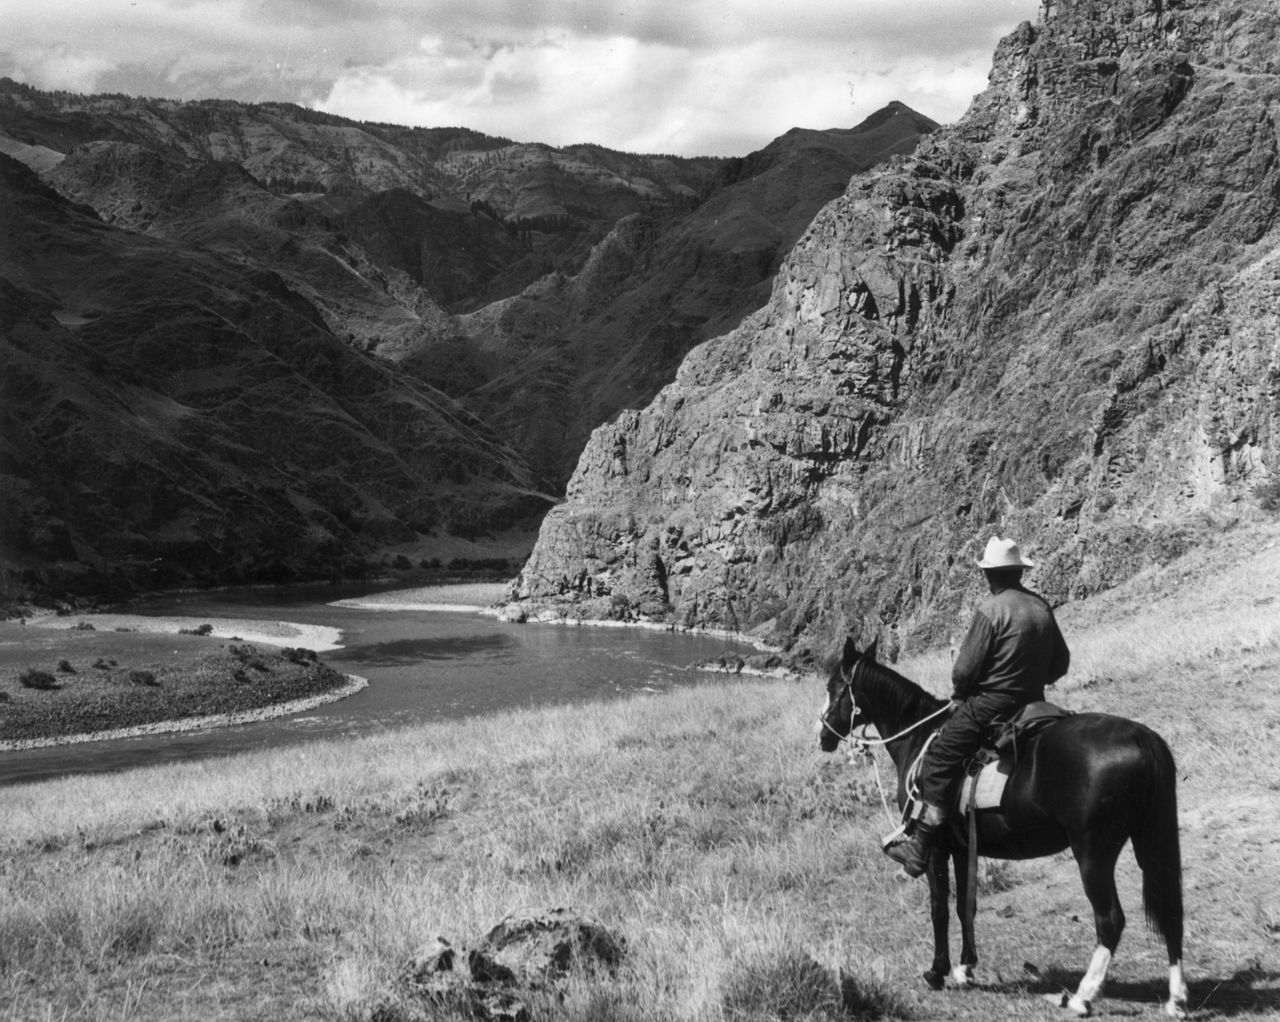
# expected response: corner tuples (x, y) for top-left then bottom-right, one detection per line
(976, 536), (1035, 569)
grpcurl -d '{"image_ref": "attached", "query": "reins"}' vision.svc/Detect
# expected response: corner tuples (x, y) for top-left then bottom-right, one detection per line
(820, 657), (953, 826)
(821, 658), (952, 748)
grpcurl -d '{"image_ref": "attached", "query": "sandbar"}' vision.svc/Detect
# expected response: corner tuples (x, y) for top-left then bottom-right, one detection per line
(25, 613), (343, 651)
(330, 581), (509, 613)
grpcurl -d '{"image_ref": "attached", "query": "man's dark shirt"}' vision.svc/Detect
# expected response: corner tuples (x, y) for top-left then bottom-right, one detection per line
(951, 583), (1070, 702)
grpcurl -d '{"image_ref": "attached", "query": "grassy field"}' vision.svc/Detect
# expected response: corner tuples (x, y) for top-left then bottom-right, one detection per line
(1, 522), (1279, 1021)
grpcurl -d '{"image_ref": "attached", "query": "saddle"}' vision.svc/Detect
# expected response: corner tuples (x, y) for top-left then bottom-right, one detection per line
(958, 701), (1072, 813)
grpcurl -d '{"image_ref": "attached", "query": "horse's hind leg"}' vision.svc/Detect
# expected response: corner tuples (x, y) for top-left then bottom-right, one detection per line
(1057, 834), (1126, 1017)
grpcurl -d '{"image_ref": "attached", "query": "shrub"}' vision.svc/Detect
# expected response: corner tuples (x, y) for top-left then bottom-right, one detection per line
(128, 670), (159, 687)
(179, 623), (215, 636)
(1254, 477), (1280, 513)
(0, 690), (10, 703)
(72, 621), (96, 631)
(19, 669), (58, 690)
(57, 659), (76, 674)
(283, 647), (318, 665)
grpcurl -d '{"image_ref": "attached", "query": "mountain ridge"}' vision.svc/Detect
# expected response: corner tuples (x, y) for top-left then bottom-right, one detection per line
(505, 0), (1280, 662)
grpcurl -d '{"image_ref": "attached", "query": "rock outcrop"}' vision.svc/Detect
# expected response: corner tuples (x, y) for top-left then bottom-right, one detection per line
(403, 909), (624, 1022)
(508, 0), (1280, 661)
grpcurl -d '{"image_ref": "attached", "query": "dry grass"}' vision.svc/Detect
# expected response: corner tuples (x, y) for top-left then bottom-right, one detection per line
(2, 525), (1280, 1020)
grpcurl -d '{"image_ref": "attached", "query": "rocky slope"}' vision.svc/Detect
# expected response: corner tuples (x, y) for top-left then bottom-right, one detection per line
(434, 103), (939, 486)
(507, 0), (1280, 662)
(0, 154), (540, 600)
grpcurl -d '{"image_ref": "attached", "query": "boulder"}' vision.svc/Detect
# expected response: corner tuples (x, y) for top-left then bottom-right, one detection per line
(403, 908), (624, 1022)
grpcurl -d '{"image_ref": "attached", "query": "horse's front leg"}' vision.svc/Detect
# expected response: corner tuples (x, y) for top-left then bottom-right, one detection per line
(922, 848), (952, 990)
(951, 848), (977, 988)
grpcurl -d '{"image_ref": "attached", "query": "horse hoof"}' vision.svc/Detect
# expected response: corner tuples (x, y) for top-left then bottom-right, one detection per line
(1043, 992), (1092, 1016)
(922, 969), (945, 991)
(1164, 998), (1188, 1019)
(950, 964), (974, 988)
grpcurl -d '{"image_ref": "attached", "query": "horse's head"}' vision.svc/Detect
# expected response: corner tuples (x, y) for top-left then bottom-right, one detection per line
(817, 635), (878, 752)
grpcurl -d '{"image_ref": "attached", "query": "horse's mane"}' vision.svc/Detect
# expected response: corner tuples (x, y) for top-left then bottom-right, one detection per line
(861, 656), (946, 722)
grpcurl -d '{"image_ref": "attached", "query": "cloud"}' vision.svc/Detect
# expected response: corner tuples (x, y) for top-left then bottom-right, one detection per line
(1, 0), (1041, 155)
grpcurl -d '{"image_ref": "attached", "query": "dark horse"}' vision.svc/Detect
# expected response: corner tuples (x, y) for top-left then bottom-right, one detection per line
(818, 637), (1188, 1018)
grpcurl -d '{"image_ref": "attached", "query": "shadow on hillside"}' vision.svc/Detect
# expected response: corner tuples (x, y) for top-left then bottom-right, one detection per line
(1020, 965), (1280, 1017)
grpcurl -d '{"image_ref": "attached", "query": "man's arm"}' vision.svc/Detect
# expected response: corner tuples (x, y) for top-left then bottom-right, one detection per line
(951, 611), (994, 699)
(1046, 615), (1070, 684)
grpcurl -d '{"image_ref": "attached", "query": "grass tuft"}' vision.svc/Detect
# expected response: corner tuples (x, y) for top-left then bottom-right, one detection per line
(721, 947), (854, 1021)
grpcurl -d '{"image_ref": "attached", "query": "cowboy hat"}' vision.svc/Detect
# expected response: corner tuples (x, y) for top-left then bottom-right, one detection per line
(976, 536), (1035, 569)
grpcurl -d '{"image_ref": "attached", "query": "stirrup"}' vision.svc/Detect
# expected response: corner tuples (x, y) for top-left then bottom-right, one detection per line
(883, 832), (929, 877)
(880, 822), (910, 853)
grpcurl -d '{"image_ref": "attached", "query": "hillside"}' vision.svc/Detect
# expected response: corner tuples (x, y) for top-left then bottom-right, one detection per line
(1, 83), (933, 495)
(507, 0), (1280, 661)
(0, 81), (935, 602)
(435, 103), (939, 485)
(0, 81), (718, 348)
(0, 154), (540, 600)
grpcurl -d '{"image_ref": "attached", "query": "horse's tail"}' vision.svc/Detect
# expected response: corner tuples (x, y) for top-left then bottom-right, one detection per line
(1129, 727), (1184, 963)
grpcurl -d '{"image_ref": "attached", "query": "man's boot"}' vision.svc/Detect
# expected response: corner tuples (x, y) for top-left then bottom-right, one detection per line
(883, 802), (947, 878)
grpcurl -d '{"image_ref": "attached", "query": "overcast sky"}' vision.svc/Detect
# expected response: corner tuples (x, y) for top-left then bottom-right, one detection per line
(1, 0), (1041, 157)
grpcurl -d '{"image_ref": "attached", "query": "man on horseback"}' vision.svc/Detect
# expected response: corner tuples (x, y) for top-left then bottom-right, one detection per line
(885, 535), (1070, 878)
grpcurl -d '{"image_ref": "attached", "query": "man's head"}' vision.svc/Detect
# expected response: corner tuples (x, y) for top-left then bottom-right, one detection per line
(975, 536), (1033, 591)
(982, 566), (1024, 592)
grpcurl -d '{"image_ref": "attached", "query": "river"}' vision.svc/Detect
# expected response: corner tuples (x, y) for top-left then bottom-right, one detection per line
(0, 582), (756, 786)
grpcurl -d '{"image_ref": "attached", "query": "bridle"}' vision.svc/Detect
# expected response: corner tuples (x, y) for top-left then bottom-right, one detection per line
(820, 653), (955, 826)
(820, 656), (954, 749)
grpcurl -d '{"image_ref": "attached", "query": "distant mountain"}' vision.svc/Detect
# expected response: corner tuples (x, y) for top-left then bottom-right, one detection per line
(507, 0), (1280, 661)
(0, 79), (719, 338)
(0, 80), (717, 217)
(0, 154), (540, 600)
(0, 79), (936, 603)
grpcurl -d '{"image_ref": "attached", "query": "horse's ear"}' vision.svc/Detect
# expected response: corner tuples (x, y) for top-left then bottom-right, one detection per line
(865, 637), (879, 663)
(841, 635), (859, 668)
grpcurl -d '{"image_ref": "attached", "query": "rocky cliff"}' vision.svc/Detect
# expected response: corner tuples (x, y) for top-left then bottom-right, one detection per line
(440, 103), (938, 486)
(508, 0), (1280, 662)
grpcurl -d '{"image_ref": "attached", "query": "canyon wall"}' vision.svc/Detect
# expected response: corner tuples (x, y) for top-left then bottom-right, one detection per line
(508, 0), (1280, 662)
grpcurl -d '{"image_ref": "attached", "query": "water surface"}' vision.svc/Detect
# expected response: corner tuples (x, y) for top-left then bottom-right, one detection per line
(1, 583), (752, 786)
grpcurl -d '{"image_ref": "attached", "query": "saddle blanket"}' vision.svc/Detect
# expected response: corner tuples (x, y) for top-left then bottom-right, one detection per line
(958, 758), (1011, 814)
(955, 700), (1071, 814)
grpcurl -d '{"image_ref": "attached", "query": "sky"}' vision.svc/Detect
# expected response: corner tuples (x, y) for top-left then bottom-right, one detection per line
(1, 0), (1042, 157)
